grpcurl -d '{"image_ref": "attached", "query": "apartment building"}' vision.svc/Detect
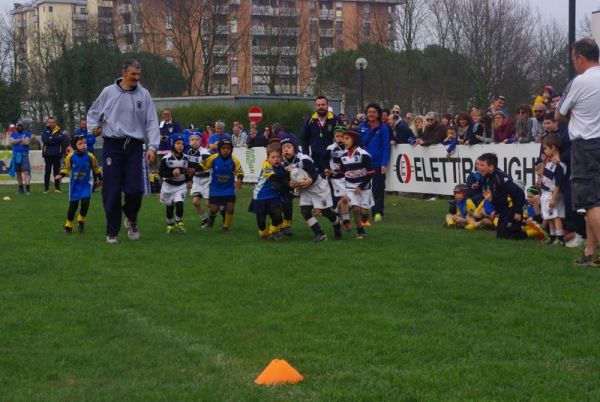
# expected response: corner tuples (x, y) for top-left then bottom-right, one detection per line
(11, 0), (116, 82)
(114, 0), (401, 96)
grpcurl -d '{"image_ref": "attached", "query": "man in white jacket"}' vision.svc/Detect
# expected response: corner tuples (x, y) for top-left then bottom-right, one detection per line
(87, 60), (160, 244)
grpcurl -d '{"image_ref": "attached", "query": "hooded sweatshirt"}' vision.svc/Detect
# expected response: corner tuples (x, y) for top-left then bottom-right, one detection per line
(87, 78), (160, 151)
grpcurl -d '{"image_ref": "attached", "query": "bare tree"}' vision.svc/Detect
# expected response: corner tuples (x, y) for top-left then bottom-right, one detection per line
(577, 14), (593, 39)
(392, 0), (428, 51)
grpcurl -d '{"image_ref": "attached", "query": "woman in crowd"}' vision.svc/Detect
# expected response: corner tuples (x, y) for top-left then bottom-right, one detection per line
(514, 104), (535, 143)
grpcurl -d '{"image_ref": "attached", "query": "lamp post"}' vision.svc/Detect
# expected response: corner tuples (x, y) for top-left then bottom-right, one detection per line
(355, 57), (368, 113)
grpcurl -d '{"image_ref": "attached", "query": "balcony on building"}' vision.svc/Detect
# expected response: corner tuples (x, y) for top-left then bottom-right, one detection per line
(73, 13), (88, 21)
(319, 9), (335, 20)
(251, 5), (274, 16)
(215, 5), (228, 15)
(319, 47), (335, 57)
(319, 28), (334, 37)
(117, 3), (131, 15)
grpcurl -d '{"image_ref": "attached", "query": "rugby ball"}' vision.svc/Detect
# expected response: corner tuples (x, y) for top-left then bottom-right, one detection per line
(290, 167), (309, 184)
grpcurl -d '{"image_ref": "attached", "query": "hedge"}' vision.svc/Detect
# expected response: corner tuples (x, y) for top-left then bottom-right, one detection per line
(166, 102), (313, 136)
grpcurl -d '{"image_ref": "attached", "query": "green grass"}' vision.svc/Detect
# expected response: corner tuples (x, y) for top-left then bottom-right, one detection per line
(1, 184), (600, 401)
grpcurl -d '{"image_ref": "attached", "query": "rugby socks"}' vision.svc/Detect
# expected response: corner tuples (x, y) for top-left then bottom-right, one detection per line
(555, 229), (564, 243)
(200, 213), (209, 224)
(77, 214), (86, 223)
(64, 220), (74, 229)
(175, 202), (184, 222)
(223, 211), (233, 229)
(306, 217), (325, 235)
(18, 185), (24, 192)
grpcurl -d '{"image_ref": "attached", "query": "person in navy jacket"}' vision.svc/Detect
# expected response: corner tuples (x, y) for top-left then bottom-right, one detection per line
(300, 96), (340, 171)
(41, 117), (66, 193)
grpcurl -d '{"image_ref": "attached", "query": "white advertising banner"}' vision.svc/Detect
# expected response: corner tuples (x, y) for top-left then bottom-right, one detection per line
(385, 144), (541, 195)
(0, 150), (47, 183)
(233, 146), (266, 184)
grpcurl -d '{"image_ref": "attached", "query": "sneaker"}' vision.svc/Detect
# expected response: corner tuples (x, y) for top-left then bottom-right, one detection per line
(566, 234), (585, 248)
(200, 220), (209, 229)
(43, 189), (50, 194)
(124, 218), (140, 240)
(281, 227), (293, 236)
(272, 231), (283, 242)
(334, 224), (342, 240)
(465, 224), (475, 231)
(77, 222), (84, 233)
(166, 224), (175, 234)
(64, 226), (73, 234)
(207, 215), (216, 228)
(342, 221), (351, 231)
(176, 221), (186, 233)
(16, 189), (24, 195)
(54, 189), (62, 193)
(356, 228), (366, 239)
(573, 253), (600, 267)
(542, 237), (554, 245)
(361, 220), (372, 227)
(106, 235), (118, 244)
(25, 191), (31, 195)
(552, 238), (565, 246)
(313, 233), (327, 243)
(374, 213), (382, 222)
(222, 227), (231, 234)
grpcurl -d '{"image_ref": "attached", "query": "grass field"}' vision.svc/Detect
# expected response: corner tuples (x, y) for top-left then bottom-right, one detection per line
(1, 184), (600, 401)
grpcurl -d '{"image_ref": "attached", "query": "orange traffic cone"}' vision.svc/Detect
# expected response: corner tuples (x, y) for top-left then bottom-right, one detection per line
(254, 359), (304, 385)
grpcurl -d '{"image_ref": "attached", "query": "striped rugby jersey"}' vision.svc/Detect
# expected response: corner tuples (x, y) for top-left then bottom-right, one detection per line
(186, 146), (211, 178)
(540, 161), (567, 193)
(282, 152), (324, 187)
(340, 146), (374, 190)
(159, 152), (191, 185)
(323, 142), (346, 179)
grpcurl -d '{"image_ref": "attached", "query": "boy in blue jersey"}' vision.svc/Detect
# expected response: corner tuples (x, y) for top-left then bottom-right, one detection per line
(249, 143), (288, 240)
(199, 138), (244, 232)
(56, 135), (103, 233)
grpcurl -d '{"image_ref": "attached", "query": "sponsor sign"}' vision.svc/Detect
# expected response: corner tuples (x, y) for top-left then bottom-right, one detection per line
(387, 143), (540, 195)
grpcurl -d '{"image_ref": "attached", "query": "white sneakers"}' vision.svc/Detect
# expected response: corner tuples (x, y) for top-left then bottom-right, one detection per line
(124, 218), (140, 241)
(565, 233), (585, 248)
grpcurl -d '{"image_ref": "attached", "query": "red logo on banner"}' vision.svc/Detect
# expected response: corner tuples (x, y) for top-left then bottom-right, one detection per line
(396, 153), (412, 183)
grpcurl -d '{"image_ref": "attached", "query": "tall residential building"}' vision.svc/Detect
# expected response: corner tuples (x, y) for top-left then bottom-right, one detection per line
(11, 0), (116, 82)
(114, 0), (400, 96)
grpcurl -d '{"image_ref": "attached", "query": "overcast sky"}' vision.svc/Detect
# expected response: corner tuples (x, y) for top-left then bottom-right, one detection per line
(1, 0), (598, 31)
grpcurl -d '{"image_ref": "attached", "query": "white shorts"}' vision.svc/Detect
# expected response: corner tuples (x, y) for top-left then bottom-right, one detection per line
(299, 177), (333, 209)
(346, 187), (374, 209)
(329, 177), (347, 198)
(541, 191), (565, 220)
(190, 175), (210, 199)
(160, 182), (187, 206)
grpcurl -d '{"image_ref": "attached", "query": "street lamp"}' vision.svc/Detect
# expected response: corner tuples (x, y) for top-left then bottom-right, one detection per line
(355, 57), (368, 113)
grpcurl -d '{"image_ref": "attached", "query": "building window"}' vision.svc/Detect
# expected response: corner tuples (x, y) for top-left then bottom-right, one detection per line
(231, 59), (238, 73)
(49, 6), (53, 12)
(231, 19), (237, 33)
(309, 1), (316, 10)
(81, 7), (87, 14)
(166, 15), (173, 30)
(166, 56), (174, 63)
(335, 20), (342, 33)
(363, 23), (370, 38)
(166, 36), (174, 51)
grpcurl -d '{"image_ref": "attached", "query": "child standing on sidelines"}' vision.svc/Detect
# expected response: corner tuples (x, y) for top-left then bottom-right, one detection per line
(186, 132), (212, 228)
(56, 135), (102, 233)
(200, 138), (244, 232)
(322, 125), (351, 230)
(540, 135), (567, 245)
(159, 134), (192, 233)
(281, 138), (342, 242)
(249, 143), (288, 240)
(340, 130), (375, 239)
